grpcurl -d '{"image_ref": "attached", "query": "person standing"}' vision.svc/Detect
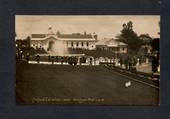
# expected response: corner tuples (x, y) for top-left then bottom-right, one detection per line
(48, 55), (51, 62)
(119, 58), (123, 68)
(36, 54), (40, 63)
(90, 58), (93, 65)
(26, 52), (30, 63)
(51, 56), (55, 64)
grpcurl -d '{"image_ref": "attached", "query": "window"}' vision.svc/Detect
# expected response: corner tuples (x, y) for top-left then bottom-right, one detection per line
(82, 42), (84, 47)
(71, 42), (73, 47)
(87, 42), (89, 47)
(76, 42), (79, 47)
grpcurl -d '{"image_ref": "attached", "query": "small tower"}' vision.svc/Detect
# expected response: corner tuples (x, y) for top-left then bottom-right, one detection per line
(93, 32), (98, 41)
(47, 27), (54, 35)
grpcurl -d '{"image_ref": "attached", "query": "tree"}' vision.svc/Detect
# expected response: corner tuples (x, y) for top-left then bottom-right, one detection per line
(116, 21), (142, 54)
(25, 36), (31, 47)
(139, 34), (152, 45)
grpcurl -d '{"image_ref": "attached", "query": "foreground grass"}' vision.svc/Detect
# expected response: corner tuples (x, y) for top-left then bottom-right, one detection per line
(16, 61), (159, 105)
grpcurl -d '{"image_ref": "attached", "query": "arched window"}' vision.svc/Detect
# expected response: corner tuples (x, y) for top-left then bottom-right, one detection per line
(71, 42), (73, 47)
(76, 42), (79, 47)
(82, 42), (84, 47)
(87, 42), (89, 47)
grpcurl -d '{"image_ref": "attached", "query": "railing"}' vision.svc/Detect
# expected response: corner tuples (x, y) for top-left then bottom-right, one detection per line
(100, 62), (159, 87)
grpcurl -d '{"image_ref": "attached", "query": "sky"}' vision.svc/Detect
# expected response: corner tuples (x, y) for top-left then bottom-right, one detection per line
(15, 15), (160, 40)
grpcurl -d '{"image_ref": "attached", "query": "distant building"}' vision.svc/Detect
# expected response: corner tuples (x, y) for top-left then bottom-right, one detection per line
(30, 29), (97, 51)
(96, 38), (127, 53)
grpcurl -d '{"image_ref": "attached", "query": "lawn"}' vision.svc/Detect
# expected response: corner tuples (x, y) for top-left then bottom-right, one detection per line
(16, 61), (159, 105)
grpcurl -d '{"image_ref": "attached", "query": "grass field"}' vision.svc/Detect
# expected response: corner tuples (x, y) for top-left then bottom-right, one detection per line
(16, 61), (159, 105)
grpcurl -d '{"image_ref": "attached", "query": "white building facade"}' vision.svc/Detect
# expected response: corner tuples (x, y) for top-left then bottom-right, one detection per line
(96, 38), (127, 53)
(30, 31), (97, 51)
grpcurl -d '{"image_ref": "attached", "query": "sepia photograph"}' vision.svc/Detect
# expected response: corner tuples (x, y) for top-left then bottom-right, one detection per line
(15, 15), (160, 105)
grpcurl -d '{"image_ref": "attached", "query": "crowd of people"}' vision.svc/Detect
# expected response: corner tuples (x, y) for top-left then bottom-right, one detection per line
(16, 49), (146, 69)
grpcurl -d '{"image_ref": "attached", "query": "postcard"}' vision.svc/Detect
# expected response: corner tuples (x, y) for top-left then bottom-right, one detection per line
(15, 15), (160, 105)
